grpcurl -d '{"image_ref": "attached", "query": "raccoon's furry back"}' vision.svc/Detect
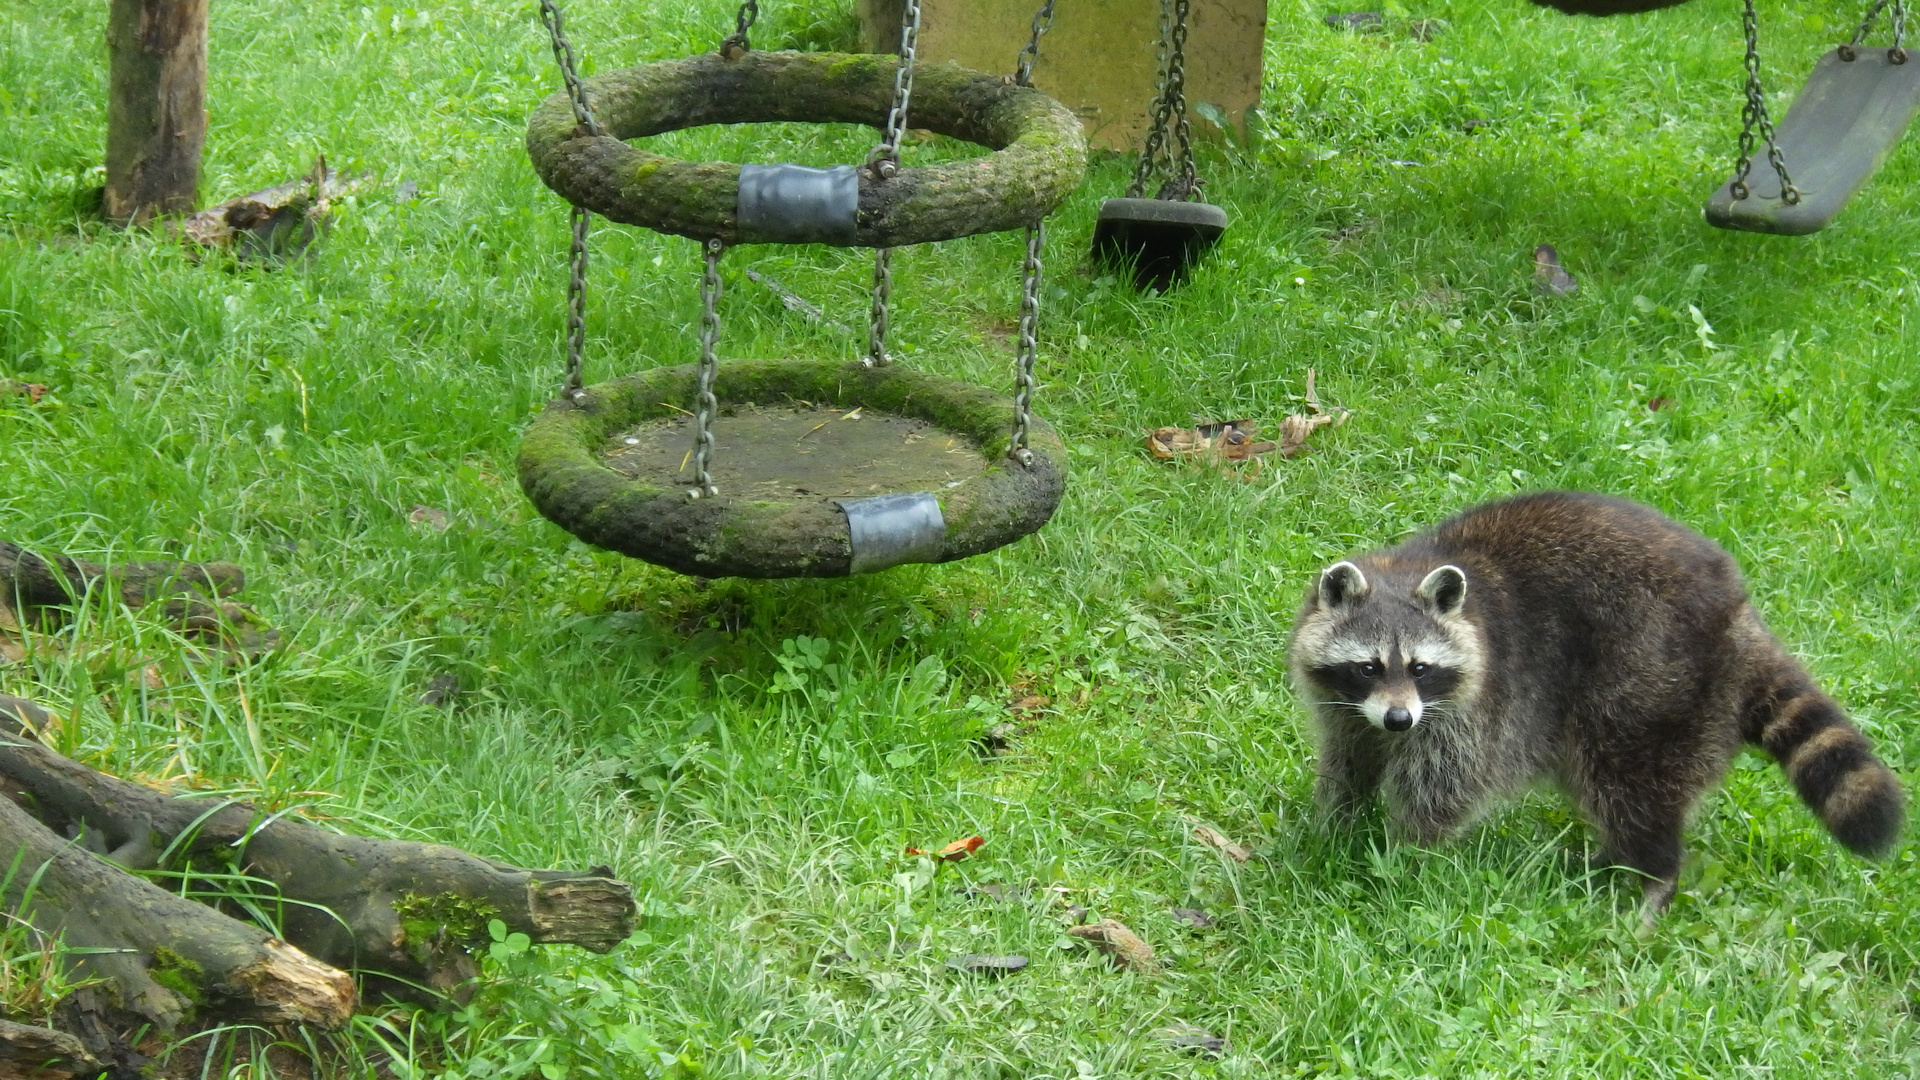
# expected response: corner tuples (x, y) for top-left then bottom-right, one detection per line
(1287, 491), (1904, 903)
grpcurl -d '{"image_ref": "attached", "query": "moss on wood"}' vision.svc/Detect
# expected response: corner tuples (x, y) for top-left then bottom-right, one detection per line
(526, 50), (1086, 246)
(517, 360), (1067, 578)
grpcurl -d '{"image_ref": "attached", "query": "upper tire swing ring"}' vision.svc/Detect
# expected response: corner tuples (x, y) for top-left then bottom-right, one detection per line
(524, 50), (1086, 247)
(519, 1), (1086, 580)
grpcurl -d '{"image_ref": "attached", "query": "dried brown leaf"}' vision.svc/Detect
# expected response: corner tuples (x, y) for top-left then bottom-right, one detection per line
(1191, 824), (1252, 864)
(408, 505), (451, 532)
(1, 379), (48, 404)
(1066, 919), (1158, 971)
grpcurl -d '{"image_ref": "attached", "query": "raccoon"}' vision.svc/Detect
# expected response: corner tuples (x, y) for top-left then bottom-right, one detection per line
(1287, 490), (1904, 914)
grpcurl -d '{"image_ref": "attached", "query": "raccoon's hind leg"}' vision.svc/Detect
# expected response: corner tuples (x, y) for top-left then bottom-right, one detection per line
(1313, 719), (1386, 823)
(1582, 799), (1689, 914)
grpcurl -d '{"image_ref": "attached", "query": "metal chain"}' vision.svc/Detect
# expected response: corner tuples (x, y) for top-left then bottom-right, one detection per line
(538, 0), (602, 401)
(867, 247), (894, 367)
(1845, 0), (1907, 60)
(690, 239), (724, 499)
(561, 206), (591, 400)
(1128, 0), (1199, 201)
(1014, 0), (1058, 87)
(1729, 0), (1799, 205)
(869, 0), (923, 178)
(720, 1), (759, 56)
(1849, 0), (1890, 48)
(865, 0), (921, 367)
(1009, 223), (1044, 467)
(1128, 0), (1175, 198)
(1161, 0), (1198, 201)
(537, 0), (602, 137)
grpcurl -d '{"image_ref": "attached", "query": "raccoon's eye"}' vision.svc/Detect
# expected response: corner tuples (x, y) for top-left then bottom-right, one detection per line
(1359, 661), (1382, 678)
(1410, 662), (1431, 678)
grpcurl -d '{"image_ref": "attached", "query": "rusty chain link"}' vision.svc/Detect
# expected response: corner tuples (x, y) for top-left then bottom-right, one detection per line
(1846, 0), (1907, 59)
(866, 247), (894, 367)
(1009, 223), (1044, 467)
(1729, 0), (1798, 205)
(690, 238), (724, 499)
(1127, 0), (1199, 201)
(720, 1), (759, 56)
(869, 0), (922, 177)
(1014, 0), (1058, 87)
(538, 0), (603, 401)
(865, 0), (923, 367)
(538, 0), (602, 137)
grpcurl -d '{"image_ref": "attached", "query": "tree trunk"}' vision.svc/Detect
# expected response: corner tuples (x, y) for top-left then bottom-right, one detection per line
(104, 0), (208, 223)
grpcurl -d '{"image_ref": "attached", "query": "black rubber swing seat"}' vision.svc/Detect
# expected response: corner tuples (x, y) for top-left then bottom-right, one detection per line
(1705, 46), (1920, 235)
(1090, 197), (1229, 290)
(525, 50), (1087, 247)
(516, 360), (1067, 578)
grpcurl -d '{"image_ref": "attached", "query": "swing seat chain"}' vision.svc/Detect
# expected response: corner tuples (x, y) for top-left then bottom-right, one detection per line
(1839, 0), (1908, 63)
(1730, 0), (1800, 205)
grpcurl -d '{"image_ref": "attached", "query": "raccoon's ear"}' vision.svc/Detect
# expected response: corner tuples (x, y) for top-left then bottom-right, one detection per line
(1415, 565), (1468, 618)
(1318, 562), (1371, 609)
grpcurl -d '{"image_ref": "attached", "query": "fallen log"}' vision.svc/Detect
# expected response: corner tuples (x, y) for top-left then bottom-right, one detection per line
(0, 541), (242, 615)
(0, 695), (636, 1005)
(0, 1018), (103, 1080)
(0, 541), (275, 660)
(0, 770), (356, 1034)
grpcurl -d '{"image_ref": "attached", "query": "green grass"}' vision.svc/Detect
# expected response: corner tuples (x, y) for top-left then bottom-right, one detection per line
(5, 0), (1920, 1075)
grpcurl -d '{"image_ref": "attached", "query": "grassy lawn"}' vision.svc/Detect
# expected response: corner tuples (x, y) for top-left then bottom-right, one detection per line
(4, 0), (1920, 1075)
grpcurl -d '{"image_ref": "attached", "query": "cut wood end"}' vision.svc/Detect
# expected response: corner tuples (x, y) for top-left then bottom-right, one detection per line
(228, 939), (356, 1029)
(528, 877), (638, 954)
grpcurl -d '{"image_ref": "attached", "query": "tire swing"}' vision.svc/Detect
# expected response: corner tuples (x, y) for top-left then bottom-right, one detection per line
(1703, 0), (1920, 234)
(520, 1), (1086, 578)
(1089, 0), (1229, 291)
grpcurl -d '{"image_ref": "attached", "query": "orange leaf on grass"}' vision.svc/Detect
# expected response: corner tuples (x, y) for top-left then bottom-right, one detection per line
(906, 835), (985, 861)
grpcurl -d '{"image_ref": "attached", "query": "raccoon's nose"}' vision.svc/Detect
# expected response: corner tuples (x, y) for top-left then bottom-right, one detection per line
(1382, 706), (1414, 732)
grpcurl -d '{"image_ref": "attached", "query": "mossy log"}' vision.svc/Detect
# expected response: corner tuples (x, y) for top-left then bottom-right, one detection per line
(0, 1017), (106, 1079)
(0, 696), (636, 1008)
(1529, 0), (1696, 14)
(525, 50), (1086, 246)
(0, 770), (355, 1034)
(0, 541), (242, 615)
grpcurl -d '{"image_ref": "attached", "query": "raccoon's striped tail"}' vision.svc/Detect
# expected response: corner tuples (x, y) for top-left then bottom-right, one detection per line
(1741, 648), (1905, 857)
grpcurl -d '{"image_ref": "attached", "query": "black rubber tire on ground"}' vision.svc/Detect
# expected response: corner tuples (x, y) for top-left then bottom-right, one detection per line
(517, 359), (1067, 578)
(525, 50), (1087, 247)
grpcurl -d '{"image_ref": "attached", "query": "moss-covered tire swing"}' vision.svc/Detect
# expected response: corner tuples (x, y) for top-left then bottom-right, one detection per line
(518, 361), (1067, 579)
(524, 50), (1086, 247)
(519, 6), (1086, 579)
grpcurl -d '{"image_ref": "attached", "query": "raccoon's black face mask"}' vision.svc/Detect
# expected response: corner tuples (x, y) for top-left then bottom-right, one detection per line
(1298, 562), (1473, 733)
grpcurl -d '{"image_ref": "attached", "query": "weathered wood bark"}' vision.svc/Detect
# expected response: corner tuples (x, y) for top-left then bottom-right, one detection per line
(0, 697), (637, 1005)
(0, 541), (241, 614)
(0, 541), (276, 661)
(0, 781), (355, 1034)
(0, 1018), (103, 1080)
(105, 0), (208, 223)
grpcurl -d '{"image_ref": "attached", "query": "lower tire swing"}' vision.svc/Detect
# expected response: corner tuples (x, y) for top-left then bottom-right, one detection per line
(1704, 0), (1920, 234)
(1089, 0), (1228, 291)
(521, 1), (1085, 578)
